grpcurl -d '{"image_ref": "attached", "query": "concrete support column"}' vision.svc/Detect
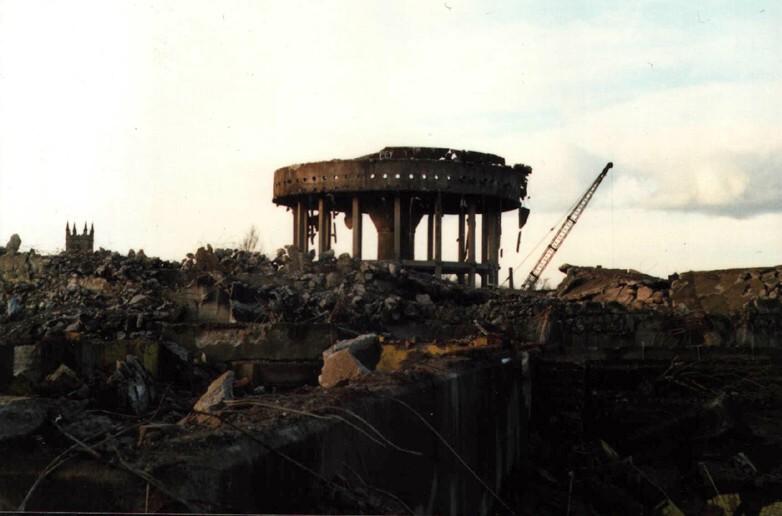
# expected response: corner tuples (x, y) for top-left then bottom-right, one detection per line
(366, 197), (394, 260)
(481, 201), (488, 265)
(457, 205), (466, 285)
(296, 200), (308, 253)
(426, 213), (434, 261)
(480, 200), (490, 287)
(393, 194), (402, 260)
(434, 192), (443, 277)
(485, 207), (499, 286)
(467, 201), (477, 287)
(407, 198), (417, 260)
(317, 197), (332, 257)
(494, 205), (502, 285)
(484, 211), (492, 286)
(292, 208), (299, 248)
(352, 196), (362, 259)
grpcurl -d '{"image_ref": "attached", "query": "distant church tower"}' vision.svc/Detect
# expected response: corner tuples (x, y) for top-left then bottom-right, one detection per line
(65, 222), (94, 253)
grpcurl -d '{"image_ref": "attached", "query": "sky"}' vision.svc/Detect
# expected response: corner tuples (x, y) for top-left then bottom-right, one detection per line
(1, 0), (780, 285)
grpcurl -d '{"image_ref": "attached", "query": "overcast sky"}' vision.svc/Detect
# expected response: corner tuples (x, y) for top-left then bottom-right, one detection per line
(1, 1), (780, 284)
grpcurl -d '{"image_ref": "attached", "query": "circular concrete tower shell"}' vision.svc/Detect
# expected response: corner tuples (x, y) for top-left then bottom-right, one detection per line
(273, 147), (531, 286)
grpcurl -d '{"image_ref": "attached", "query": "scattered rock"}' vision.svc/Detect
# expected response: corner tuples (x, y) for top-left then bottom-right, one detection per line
(5, 234), (21, 255)
(128, 294), (148, 305)
(415, 293), (433, 305)
(0, 396), (47, 442)
(330, 334), (381, 368)
(325, 271), (341, 289)
(45, 364), (82, 394)
(319, 334), (381, 388)
(555, 265), (669, 309)
(319, 349), (372, 389)
(109, 355), (156, 415)
(64, 320), (83, 333)
(194, 246), (220, 271)
(6, 296), (23, 320)
(12, 344), (40, 387)
(193, 371), (234, 415)
(636, 286), (653, 302)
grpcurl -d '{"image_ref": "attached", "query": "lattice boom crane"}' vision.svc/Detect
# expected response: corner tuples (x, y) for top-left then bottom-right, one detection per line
(521, 162), (613, 290)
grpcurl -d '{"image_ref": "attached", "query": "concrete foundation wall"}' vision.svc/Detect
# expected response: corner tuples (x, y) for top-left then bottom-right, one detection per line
(22, 357), (527, 514)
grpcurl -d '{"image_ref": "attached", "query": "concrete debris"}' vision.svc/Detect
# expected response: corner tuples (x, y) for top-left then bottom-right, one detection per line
(0, 238), (781, 513)
(193, 370), (234, 413)
(6, 295), (23, 320)
(319, 348), (372, 389)
(11, 344), (40, 391)
(671, 267), (782, 315)
(109, 355), (156, 415)
(319, 334), (381, 388)
(5, 234), (21, 255)
(556, 264), (670, 308)
(0, 395), (47, 442)
(415, 293), (433, 305)
(44, 364), (82, 394)
(732, 452), (757, 477)
(189, 371), (235, 425)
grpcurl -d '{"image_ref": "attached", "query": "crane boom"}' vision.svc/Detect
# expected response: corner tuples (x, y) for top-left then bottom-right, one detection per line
(521, 162), (613, 290)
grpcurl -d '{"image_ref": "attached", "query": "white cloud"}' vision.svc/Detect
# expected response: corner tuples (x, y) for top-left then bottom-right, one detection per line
(0, 0), (780, 279)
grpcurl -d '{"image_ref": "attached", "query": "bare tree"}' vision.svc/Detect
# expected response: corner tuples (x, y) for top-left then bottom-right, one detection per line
(240, 225), (260, 252)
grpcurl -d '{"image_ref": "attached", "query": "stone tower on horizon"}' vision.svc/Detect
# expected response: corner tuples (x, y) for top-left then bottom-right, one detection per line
(65, 222), (94, 253)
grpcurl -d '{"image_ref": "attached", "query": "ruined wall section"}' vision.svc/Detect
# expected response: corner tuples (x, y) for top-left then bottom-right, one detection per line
(546, 264), (782, 350)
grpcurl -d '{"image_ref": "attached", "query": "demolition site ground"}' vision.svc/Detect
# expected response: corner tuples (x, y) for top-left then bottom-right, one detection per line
(1, 237), (782, 515)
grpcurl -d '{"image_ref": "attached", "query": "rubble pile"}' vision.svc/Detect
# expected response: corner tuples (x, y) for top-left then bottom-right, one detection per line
(0, 249), (183, 343)
(2, 233), (782, 513)
(181, 246), (274, 275)
(0, 243), (530, 400)
(528, 353), (782, 515)
(319, 334), (381, 388)
(670, 266), (782, 315)
(2, 240), (779, 401)
(555, 264), (670, 308)
(556, 264), (782, 317)
(178, 246), (500, 334)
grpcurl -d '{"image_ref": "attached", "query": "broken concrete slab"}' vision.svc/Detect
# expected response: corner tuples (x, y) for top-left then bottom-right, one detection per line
(328, 333), (381, 370)
(193, 371), (234, 414)
(73, 338), (160, 379)
(164, 322), (335, 363)
(12, 344), (40, 383)
(556, 265), (670, 308)
(319, 348), (372, 388)
(0, 395), (47, 442)
(319, 334), (382, 388)
(231, 360), (321, 388)
(45, 364), (82, 394)
(108, 355), (156, 415)
(6, 296), (23, 321)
